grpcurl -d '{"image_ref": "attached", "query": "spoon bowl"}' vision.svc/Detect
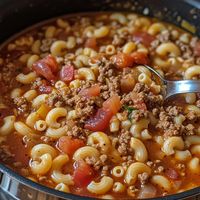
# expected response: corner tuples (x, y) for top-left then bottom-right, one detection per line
(143, 65), (200, 100)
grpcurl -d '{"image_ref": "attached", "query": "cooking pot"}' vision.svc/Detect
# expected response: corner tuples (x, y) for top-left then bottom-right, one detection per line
(0, 0), (200, 199)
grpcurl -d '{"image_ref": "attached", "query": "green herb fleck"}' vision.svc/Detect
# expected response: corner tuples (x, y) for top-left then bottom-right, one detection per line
(123, 105), (137, 120)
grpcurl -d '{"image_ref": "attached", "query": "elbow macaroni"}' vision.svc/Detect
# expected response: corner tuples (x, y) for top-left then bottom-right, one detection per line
(130, 137), (148, 162)
(51, 154), (74, 185)
(87, 132), (111, 153)
(0, 116), (15, 136)
(125, 162), (151, 185)
(87, 176), (113, 195)
(45, 107), (67, 128)
(161, 136), (184, 156)
(16, 72), (37, 84)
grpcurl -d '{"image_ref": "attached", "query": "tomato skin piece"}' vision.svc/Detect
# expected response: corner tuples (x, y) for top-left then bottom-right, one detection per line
(84, 108), (113, 131)
(33, 60), (56, 81)
(32, 55), (58, 81)
(133, 31), (155, 47)
(85, 37), (97, 50)
(58, 136), (85, 156)
(73, 160), (95, 187)
(60, 64), (75, 83)
(111, 52), (134, 68)
(130, 52), (149, 65)
(103, 95), (121, 115)
(111, 52), (149, 68)
(79, 84), (100, 98)
(42, 55), (58, 73)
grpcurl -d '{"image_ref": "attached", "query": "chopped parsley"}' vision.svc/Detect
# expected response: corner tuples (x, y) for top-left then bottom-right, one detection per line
(123, 105), (137, 120)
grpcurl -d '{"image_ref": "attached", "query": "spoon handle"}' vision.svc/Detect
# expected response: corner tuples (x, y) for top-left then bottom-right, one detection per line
(166, 80), (200, 99)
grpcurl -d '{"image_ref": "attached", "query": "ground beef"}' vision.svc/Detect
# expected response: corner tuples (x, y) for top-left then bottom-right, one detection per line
(138, 172), (149, 185)
(156, 30), (170, 43)
(186, 110), (198, 121)
(112, 34), (126, 46)
(31, 77), (43, 89)
(154, 166), (164, 173)
(117, 130), (132, 156)
(183, 124), (195, 135)
(100, 75), (121, 99)
(133, 83), (149, 93)
(13, 96), (29, 114)
(98, 60), (115, 83)
(196, 100), (200, 108)
(149, 30), (170, 51)
(66, 125), (89, 141)
(156, 107), (182, 137)
(0, 145), (14, 162)
(176, 40), (193, 59)
(156, 106), (195, 137)
(47, 91), (64, 107)
(122, 83), (163, 110)
(129, 110), (148, 122)
(40, 38), (56, 52)
(70, 96), (97, 122)
(145, 93), (163, 109)
(85, 154), (108, 171)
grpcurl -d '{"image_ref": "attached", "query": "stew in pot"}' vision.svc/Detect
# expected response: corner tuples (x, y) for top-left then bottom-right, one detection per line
(0, 12), (200, 199)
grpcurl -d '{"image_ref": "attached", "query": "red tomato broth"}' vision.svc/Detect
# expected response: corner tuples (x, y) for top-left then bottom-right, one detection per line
(0, 12), (199, 199)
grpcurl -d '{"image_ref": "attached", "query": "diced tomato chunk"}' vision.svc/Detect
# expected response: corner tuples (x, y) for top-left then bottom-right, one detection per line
(111, 52), (134, 68)
(85, 95), (121, 131)
(130, 52), (149, 65)
(60, 64), (74, 83)
(42, 55), (58, 73)
(58, 136), (85, 156)
(166, 168), (179, 180)
(103, 95), (121, 115)
(73, 160), (95, 187)
(111, 52), (149, 68)
(33, 57), (57, 81)
(133, 31), (155, 47)
(85, 37), (97, 50)
(84, 108), (113, 131)
(194, 41), (200, 57)
(79, 84), (100, 98)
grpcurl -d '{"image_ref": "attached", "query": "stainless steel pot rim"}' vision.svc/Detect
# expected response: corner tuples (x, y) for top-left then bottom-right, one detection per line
(1, 163), (200, 200)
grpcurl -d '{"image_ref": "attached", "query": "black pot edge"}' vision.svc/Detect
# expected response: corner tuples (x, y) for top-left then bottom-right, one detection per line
(1, 163), (200, 200)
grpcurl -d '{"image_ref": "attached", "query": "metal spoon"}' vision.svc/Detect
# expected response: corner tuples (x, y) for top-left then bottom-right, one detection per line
(143, 64), (200, 100)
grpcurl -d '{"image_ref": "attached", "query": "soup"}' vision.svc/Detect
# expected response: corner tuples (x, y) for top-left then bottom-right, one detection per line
(0, 12), (200, 199)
